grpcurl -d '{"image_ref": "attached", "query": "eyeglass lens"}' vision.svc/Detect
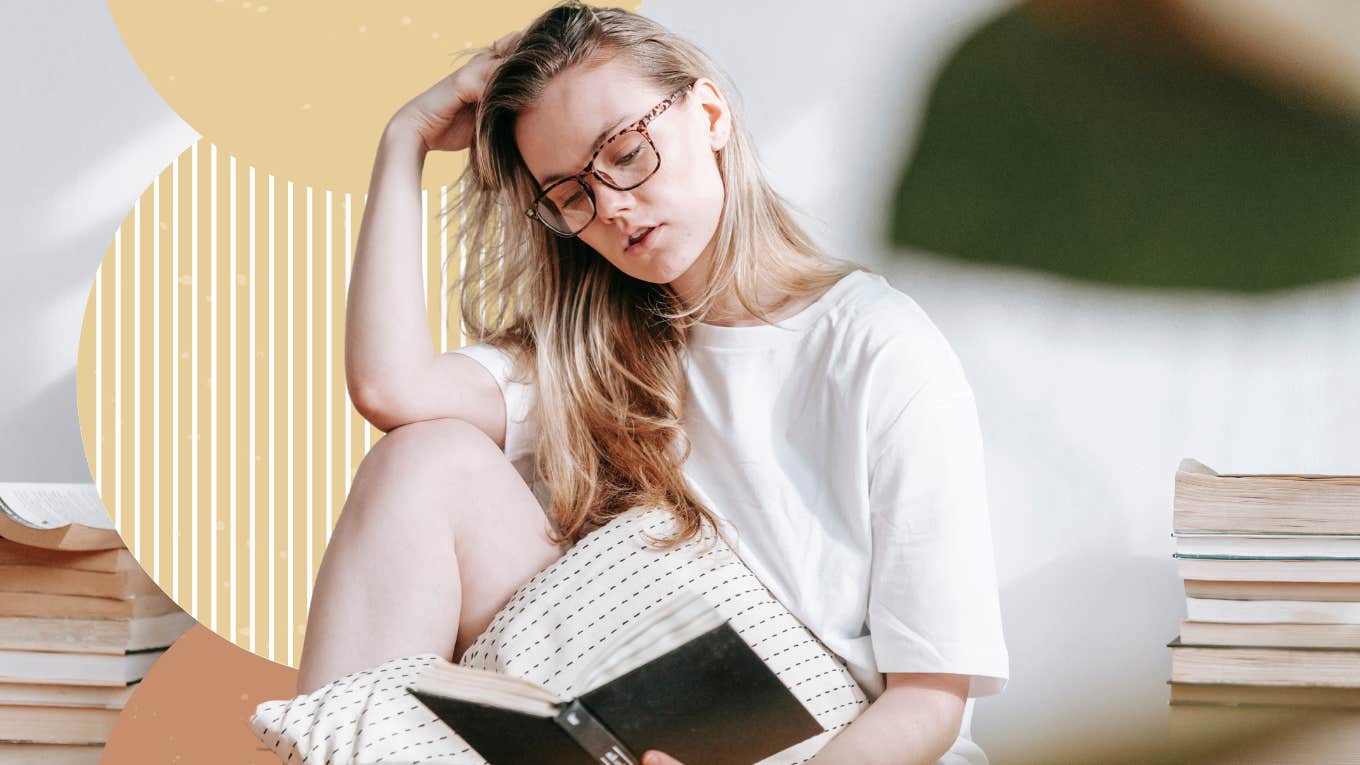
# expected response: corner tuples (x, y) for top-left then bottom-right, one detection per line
(536, 129), (658, 235)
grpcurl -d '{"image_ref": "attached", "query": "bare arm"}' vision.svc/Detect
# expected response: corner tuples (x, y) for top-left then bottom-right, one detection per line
(804, 672), (968, 765)
(343, 122), (508, 445)
(344, 121), (437, 427)
(344, 30), (524, 440)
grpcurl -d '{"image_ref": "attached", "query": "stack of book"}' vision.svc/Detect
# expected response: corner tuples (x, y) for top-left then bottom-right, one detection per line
(1167, 458), (1360, 761)
(0, 482), (195, 765)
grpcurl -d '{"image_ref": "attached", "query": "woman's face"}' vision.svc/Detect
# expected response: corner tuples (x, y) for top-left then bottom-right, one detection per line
(515, 57), (730, 292)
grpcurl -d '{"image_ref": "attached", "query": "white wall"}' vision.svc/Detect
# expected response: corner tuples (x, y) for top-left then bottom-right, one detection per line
(4, 1), (1358, 761)
(0, 1), (198, 481)
(643, 3), (1360, 758)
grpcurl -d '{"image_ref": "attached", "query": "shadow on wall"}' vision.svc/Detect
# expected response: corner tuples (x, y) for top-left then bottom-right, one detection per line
(977, 550), (1182, 762)
(976, 549), (1360, 764)
(0, 369), (83, 483)
(889, 0), (1360, 291)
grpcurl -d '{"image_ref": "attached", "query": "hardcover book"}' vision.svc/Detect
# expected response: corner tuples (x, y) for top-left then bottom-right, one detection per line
(407, 589), (824, 765)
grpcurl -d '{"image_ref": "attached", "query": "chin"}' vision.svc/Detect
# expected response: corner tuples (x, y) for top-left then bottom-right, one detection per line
(640, 249), (703, 286)
(592, 225), (707, 286)
(600, 245), (690, 284)
(619, 261), (675, 285)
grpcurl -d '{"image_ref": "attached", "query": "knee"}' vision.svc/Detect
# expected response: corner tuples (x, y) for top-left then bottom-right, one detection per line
(340, 418), (508, 533)
(359, 417), (506, 482)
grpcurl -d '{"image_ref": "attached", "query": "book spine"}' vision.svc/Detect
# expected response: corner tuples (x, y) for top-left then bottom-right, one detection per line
(553, 698), (642, 765)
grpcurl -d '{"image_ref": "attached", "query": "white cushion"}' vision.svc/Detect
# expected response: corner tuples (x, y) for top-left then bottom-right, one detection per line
(251, 506), (868, 764)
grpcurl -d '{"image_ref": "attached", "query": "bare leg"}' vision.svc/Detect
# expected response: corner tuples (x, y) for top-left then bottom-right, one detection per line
(296, 418), (564, 694)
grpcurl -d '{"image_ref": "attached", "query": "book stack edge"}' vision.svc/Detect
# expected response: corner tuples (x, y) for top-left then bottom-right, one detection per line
(0, 482), (194, 765)
(1167, 458), (1360, 763)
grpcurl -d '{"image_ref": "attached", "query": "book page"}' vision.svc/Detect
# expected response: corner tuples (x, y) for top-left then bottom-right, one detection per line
(1218, 474), (1360, 483)
(1178, 458), (1360, 483)
(411, 660), (567, 716)
(0, 484), (113, 531)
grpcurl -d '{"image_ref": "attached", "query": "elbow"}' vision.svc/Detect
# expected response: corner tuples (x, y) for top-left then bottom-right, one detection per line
(882, 672), (969, 761)
(348, 380), (400, 434)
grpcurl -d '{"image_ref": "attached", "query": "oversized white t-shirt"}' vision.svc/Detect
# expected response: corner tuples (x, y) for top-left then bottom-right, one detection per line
(450, 268), (1009, 765)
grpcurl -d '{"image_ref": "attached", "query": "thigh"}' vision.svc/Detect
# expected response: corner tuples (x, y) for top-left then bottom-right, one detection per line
(299, 417), (563, 690)
(416, 420), (566, 661)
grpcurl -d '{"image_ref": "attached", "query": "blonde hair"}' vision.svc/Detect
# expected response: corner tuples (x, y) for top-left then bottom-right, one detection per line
(443, 1), (870, 550)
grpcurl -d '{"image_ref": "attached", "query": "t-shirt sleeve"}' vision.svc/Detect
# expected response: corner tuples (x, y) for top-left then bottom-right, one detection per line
(866, 374), (1010, 699)
(447, 342), (540, 485)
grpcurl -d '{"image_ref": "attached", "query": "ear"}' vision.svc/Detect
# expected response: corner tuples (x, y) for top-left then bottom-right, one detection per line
(691, 76), (731, 153)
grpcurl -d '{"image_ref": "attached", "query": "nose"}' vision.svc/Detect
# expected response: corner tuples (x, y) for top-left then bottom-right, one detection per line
(586, 175), (634, 224)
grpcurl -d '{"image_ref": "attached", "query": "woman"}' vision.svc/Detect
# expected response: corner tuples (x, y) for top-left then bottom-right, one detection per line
(299, 3), (1008, 763)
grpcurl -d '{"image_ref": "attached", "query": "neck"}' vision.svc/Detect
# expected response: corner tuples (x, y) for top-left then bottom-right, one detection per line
(698, 289), (821, 327)
(669, 242), (821, 327)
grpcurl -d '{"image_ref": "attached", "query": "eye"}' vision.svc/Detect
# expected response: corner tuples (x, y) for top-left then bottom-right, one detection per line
(617, 148), (640, 165)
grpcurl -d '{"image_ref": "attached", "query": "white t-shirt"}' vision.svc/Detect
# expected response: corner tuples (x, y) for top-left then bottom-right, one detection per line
(450, 268), (1009, 764)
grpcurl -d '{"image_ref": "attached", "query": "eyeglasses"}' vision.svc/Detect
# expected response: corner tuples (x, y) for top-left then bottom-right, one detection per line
(525, 80), (696, 237)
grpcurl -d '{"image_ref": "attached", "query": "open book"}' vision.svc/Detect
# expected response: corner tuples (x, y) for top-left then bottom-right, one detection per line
(407, 589), (824, 765)
(0, 483), (121, 550)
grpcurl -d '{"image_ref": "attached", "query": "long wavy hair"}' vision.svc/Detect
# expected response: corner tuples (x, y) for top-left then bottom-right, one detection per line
(443, 1), (870, 550)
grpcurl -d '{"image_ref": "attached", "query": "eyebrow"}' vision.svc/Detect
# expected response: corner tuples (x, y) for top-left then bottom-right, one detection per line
(539, 114), (632, 186)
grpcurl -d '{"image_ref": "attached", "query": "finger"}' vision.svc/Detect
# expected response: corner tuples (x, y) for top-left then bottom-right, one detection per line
(641, 751), (682, 765)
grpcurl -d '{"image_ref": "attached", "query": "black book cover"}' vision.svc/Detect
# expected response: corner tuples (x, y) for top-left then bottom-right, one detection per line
(408, 621), (825, 765)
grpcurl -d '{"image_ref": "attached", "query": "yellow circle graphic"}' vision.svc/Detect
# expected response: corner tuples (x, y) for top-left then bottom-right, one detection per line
(80, 1), (639, 666)
(106, 0), (607, 191)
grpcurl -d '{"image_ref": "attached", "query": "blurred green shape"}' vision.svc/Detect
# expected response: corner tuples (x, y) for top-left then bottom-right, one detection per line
(889, 7), (1360, 291)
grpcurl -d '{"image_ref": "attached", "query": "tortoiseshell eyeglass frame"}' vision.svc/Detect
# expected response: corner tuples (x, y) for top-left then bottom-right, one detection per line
(525, 80), (697, 237)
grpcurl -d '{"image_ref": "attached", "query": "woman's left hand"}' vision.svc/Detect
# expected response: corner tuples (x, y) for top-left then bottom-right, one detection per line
(641, 751), (685, 765)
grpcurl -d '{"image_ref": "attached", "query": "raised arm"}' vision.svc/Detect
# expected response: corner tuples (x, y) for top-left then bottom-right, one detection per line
(345, 31), (523, 442)
(344, 121), (437, 426)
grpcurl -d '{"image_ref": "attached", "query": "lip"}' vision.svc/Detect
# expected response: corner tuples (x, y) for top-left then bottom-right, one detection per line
(624, 224), (661, 255)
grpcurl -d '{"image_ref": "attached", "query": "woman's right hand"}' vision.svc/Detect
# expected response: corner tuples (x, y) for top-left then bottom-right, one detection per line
(391, 29), (525, 154)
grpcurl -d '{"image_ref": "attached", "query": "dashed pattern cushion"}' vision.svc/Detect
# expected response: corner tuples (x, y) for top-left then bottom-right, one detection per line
(251, 506), (868, 764)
